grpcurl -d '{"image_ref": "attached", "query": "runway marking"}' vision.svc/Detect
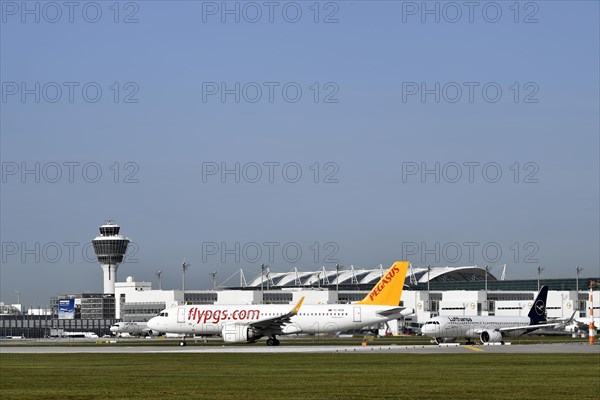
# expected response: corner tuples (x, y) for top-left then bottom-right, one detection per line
(464, 345), (485, 352)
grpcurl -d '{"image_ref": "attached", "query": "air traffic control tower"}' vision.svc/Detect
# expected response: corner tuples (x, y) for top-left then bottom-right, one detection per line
(92, 221), (130, 294)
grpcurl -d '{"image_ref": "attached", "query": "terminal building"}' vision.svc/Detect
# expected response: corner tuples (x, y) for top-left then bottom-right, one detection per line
(111, 265), (599, 333)
(3, 264), (598, 338)
(1, 221), (598, 338)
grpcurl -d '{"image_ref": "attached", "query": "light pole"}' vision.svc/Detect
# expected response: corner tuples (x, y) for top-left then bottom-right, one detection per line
(317, 272), (321, 289)
(484, 265), (489, 293)
(182, 259), (191, 295)
(576, 267), (583, 311)
(537, 266), (544, 291)
(260, 263), (266, 303)
(576, 266), (583, 293)
(427, 265), (431, 312)
(155, 270), (163, 290)
(335, 264), (341, 303)
(210, 271), (218, 290)
(484, 265), (489, 312)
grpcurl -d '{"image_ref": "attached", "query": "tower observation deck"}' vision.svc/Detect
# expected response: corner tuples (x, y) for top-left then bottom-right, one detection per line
(92, 221), (130, 294)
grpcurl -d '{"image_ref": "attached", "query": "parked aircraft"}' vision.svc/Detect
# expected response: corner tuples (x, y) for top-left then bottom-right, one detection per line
(147, 261), (412, 346)
(421, 286), (563, 344)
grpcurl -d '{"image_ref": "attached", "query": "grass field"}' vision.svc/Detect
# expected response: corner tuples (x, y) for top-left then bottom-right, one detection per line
(1, 353), (599, 400)
(1, 333), (592, 347)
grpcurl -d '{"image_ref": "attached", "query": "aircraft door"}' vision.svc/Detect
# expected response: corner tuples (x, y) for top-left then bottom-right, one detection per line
(177, 307), (186, 324)
(353, 307), (362, 323)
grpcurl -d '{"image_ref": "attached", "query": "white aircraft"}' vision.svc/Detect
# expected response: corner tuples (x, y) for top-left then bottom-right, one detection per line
(110, 321), (152, 337)
(421, 286), (563, 344)
(562, 317), (600, 334)
(147, 261), (413, 346)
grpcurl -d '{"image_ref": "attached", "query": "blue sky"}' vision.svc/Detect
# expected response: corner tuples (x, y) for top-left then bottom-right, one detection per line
(1, 1), (599, 305)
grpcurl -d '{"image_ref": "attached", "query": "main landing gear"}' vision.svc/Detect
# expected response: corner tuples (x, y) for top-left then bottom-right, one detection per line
(179, 338), (187, 346)
(266, 336), (280, 346)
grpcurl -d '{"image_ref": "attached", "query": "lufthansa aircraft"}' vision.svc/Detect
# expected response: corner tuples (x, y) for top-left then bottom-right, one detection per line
(421, 286), (562, 344)
(147, 261), (413, 346)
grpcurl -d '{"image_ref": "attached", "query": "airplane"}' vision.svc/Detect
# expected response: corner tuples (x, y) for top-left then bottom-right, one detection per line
(420, 286), (565, 344)
(109, 321), (153, 337)
(561, 317), (600, 335)
(147, 261), (414, 346)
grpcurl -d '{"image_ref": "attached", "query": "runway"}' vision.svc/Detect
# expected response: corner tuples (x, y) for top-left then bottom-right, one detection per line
(1, 343), (598, 354)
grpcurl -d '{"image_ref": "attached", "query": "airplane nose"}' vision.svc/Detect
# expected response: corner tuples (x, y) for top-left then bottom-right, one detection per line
(147, 317), (158, 330)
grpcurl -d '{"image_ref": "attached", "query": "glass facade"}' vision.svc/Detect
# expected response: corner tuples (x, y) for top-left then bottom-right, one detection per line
(121, 303), (166, 322)
(99, 225), (120, 236)
(92, 239), (129, 263)
(0, 315), (117, 338)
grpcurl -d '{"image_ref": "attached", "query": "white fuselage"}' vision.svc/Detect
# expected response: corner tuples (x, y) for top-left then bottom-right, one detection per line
(110, 322), (149, 336)
(421, 316), (536, 340)
(148, 304), (399, 336)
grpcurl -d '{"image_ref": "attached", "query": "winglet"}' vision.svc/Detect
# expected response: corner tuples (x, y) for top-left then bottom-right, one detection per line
(357, 261), (409, 306)
(292, 297), (305, 314)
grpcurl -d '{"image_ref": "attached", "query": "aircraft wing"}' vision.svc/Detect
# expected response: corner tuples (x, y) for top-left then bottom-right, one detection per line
(248, 297), (304, 334)
(500, 312), (579, 333)
(497, 321), (564, 333)
(376, 307), (414, 317)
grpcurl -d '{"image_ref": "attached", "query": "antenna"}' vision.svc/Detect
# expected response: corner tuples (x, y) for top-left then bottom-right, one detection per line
(209, 270), (218, 290)
(15, 288), (20, 304)
(155, 270), (163, 290)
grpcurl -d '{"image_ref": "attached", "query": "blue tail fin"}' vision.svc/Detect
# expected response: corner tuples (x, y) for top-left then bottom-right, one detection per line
(528, 286), (548, 324)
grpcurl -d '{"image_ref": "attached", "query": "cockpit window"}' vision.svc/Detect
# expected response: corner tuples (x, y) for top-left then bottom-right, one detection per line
(158, 312), (168, 317)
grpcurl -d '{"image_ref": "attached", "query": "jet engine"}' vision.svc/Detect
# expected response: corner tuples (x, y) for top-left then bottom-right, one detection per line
(480, 330), (503, 343)
(221, 324), (260, 343)
(400, 308), (415, 317)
